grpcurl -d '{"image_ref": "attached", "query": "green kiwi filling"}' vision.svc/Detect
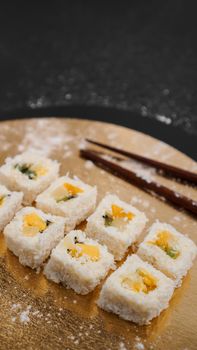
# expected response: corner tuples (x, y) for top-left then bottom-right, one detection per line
(14, 163), (37, 180)
(102, 213), (113, 226)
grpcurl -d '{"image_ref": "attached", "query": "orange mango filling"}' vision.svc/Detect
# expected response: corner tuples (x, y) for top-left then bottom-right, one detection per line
(0, 196), (5, 207)
(122, 268), (157, 294)
(65, 240), (100, 262)
(53, 183), (84, 203)
(63, 183), (83, 195)
(148, 231), (180, 259)
(23, 213), (47, 237)
(103, 204), (135, 227)
(111, 204), (134, 220)
(14, 163), (47, 180)
(33, 165), (47, 177)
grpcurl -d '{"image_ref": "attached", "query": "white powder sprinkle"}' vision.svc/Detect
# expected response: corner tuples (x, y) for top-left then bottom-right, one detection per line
(134, 341), (145, 350)
(172, 215), (181, 222)
(155, 114), (172, 125)
(142, 200), (150, 208)
(163, 88), (170, 95)
(19, 308), (31, 324)
(35, 267), (41, 274)
(32, 310), (40, 316)
(17, 119), (73, 156)
(131, 196), (142, 204)
(119, 341), (127, 350)
(63, 150), (73, 158)
(68, 335), (75, 341)
(120, 159), (155, 183)
(84, 160), (94, 169)
(65, 93), (72, 100)
(78, 139), (86, 150)
(11, 303), (21, 310)
(141, 106), (148, 116)
(107, 132), (118, 141)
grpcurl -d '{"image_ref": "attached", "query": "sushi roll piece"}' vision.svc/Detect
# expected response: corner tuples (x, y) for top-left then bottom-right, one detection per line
(97, 254), (175, 325)
(44, 230), (115, 295)
(137, 222), (197, 286)
(36, 176), (97, 231)
(86, 194), (147, 260)
(0, 151), (60, 205)
(4, 207), (65, 269)
(0, 184), (23, 232)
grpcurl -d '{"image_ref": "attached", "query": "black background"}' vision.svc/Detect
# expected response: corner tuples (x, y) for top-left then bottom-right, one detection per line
(0, 1), (196, 159)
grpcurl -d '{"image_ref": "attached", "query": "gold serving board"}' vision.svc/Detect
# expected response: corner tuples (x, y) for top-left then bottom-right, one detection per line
(0, 118), (196, 350)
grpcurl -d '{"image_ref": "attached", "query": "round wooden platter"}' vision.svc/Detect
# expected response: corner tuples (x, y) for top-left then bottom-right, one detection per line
(0, 118), (196, 350)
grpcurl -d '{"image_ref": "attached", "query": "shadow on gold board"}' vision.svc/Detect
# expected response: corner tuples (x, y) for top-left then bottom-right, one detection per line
(5, 250), (49, 297)
(5, 246), (99, 318)
(0, 234), (7, 257)
(46, 279), (99, 319)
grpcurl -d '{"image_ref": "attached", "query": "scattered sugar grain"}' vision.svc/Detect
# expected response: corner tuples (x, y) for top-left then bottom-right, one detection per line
(131, 196), (142, 204)
(84, 160), (94, 169)
(172, 215), (181, 222)
(78, 140), (86, 150)
(142, 200), (150, 208)
(36, 267), (41, 274)
(68, 335), (75, 341)
(107, 132), (118, 140)
(134, 342), (145, 350)
(32, 310), (40, 316)
(119, 342), (127, 350)
(11, 303), (21, 310)
(64, 150), (73, 158)
(20, 309), (30, 324)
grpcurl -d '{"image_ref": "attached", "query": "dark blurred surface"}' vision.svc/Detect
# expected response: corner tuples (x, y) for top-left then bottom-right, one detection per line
(0, 1), (196, 159)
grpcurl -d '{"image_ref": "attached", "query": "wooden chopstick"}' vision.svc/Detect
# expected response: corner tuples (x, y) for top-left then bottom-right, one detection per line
(86, 139), (197, 185)
(80, 149), (197, 216)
